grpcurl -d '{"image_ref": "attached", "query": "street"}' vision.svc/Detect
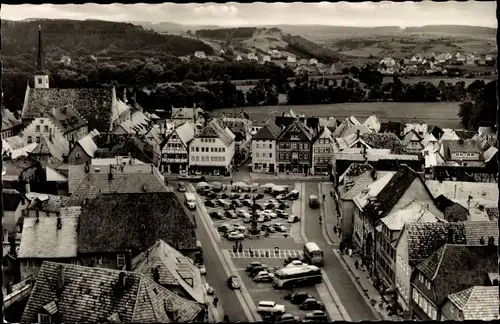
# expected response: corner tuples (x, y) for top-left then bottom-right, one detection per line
(302, 182), (378, 321)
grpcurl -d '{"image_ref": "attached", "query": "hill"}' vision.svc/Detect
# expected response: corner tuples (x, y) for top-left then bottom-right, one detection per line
(404, 25), (496, 37)
(1, 19), (214, 58)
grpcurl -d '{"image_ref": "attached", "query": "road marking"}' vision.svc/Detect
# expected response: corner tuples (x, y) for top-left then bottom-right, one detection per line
(226, 249), (304, 259)
(187, 184), (255, 321)
(321, 269), (352, 321)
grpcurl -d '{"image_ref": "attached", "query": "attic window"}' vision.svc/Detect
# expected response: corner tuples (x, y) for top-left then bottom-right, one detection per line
(37, 314), (51, 323)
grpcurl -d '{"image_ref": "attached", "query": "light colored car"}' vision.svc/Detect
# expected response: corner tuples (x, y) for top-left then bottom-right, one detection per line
(236, 209), (247, 217)
(228, 275), (241, 289)
(287, 215), (301, 223)
(257, 301), (286, 314)
(262, 210), (277, 219)
(233, 224), (247, 232)
(227, 231), (245, 240)
(253, 271), (274, 282)
(203, 282), (214, 295)
(198, 265), (206, 275)
(285, 260), (304, 268)
(257, 216), (266, 223)
(276, 193), (287, 200)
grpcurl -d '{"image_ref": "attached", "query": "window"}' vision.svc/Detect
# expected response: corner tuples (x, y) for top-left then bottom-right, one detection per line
(196, 147), (199, 152)
(27, 259), (35, 267)
(36, 137), (41, 143)
(431, 307), (437, 320)
(94, 256), (103, 265)
(256, 152), (260, 157)
(37, 78), (43, 85)
(76, 152), (81, 159)
(191, 147), (194, 152)
(269, 143), (272, 149)
(28, 136), (33, 144)
(35, 125), (40, 132)
(292, 143), (297, 150)
(269, 153), (272, 158)
(256, 143), (259, 148)
(222, 148), (226, 152)
(413, 289), (418, 302)
(426, 280), (430, 290)
(196, 156), (199, 161)
(38, 314), (51, 323)
(44, 125), (49, 132)
(117, 254), (126, 267)
(304, 143), (309, 150)
(304, 153), (309, 160)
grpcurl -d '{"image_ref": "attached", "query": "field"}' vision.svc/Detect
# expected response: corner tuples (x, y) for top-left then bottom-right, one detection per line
(210, 102), (464, 129)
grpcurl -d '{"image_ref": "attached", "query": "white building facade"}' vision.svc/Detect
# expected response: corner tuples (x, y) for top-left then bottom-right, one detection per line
(251, 121), (281, 174)
(312, 127), (334, 175)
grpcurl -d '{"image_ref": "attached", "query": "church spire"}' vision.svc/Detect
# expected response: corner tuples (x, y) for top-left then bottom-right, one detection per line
(34, 25), (49, 89)
(37, 25), (44, 71)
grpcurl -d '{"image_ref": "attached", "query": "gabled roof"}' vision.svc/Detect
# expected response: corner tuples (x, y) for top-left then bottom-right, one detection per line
(19, 206), (81, 259)
(23, 88), (114, 132)
(1, 108), (21, 131)
(78, 193), (197, 253)
(421, 133), (438, 147)
(381, 200), (440, 232)
(197, 119), (234, 146)
(361, 133), (405, 154)
(29, 137), (67, 160)
(402, 129), (423, 146)
(342, 170), (395, 200)
(67, 164), (169, 206)
(338, 163), (373, 183)
(3, 135), (24, 150)
(171, 122), (195, 146)
(313, 127), (333, 144)
(483, 146), (497, 163)
(362, 115), (381, 133)
(447, 286), (499, 320)
(278, 119), (314, 141)
(415, 244), (497, 305)
(116, 111), (150, 135)
(353, 171), (396, 209)
(27, 193), (70, 213)
(129, 240), (204, 304)
(252, 120), (282, 140)
(21, 261), (204, 324)
(48, 105), (88, 135)
(171, 107), (204, 120)
(425, 180), (498, 208)
(318, 117), (337, 132)
(74, 129), (100, 157)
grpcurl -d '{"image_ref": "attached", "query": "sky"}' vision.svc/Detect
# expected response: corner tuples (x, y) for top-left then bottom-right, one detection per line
(1, 2), (496, 28)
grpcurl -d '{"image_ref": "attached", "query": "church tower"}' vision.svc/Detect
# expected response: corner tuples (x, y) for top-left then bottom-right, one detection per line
(34, 25), (49, 89)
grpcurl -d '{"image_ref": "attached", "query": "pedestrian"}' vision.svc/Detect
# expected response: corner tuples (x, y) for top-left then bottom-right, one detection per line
(338, 228), (342, 238)
(213, 297), (219, 307)
(322, 194), (325, 202)
(224, 315), (229, 322)
(348, 248), (352, 257)
(230, 180), (233, 186)
(354, 260), (359, 269)
(333, 226), (338, 234)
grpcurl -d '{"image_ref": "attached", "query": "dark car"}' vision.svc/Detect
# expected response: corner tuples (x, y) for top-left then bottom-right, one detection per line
(304, 310), (327, 322)
(217, 224), (233, 233)
(221, 193), (229, 199)
(243, 193), (251, 200)
(245, 262), (263, 272)
(299, 298), (325, 311)
(225, 210), (238, 219)
(264, 203), (276, 210)
(277, 203), (289, 210)
(287, 292), (314, 305)
(242, 199), (253, 207)
(204, 200), (217, 208)
(230, 193), (241, 200)
(177, 182), (186, 192)
(279, 313), (302, 323)
(276, 210), (289, 219)
(254, 204), (263, 211)
(210, 211), (225, 220)
(249, 265), (268, 277)
(264, 226), (276, 234)
(207, 192), (218, 199)
(255, 193), (265, 200)
(232, 200), (243, 208)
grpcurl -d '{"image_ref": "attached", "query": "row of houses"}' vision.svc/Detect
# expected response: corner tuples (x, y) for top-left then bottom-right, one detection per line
(335, 163), (498, 320)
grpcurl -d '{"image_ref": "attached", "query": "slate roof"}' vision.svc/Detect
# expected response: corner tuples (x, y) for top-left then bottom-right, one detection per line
(425, 180), (498, 207)
(67, 164), (169, 206)
(23, 88), (114, 132)
(170, 122), (196, 147)
(129, 240), (205, 304)
(21, 261), (204, 324)
(27, 194), (70, 213)
(78, 193), (197, 253)
(252, 120), (282, 140)
(48, 105), (88, 135)
(278, 119), (315, 142)
(402, 129), (423, 146)
(415, 244), (497, 305)
(29, 137), (68, 161)
(381, 201), (440, 232)
(75, 129), (100, 157)
(3, 189), (23, 211)
(342, 170), (395, 200)
(447, 286), (499, 320)
(446, 139), (482, 154)
(2, 156), (40, 181)
(338, 163), (374, 183)
(197, 119), (234, 146)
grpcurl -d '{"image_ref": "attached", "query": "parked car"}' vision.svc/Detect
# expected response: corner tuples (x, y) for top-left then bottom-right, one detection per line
(279, 313), (302, 322)
(230, 193), (241, 199)
(273, 223), (287, 232)
(299, 298), (325, 311)
(246, 261), (263, 272)
(198, 264), (207, 275)
(217, 199), (232, 209)
(257, 216), (266, 223)
(177, 182), (186, 192)
(242, 199), (253, 207)
(253, 271), (274, 282)
(287, 215), (301, 223)
(285, 260), (304, 268)
(227, 231), (245, 240)
(217, 224), (233, 233)
(276, 210), (289, 219)
(227, 275), (241, 289)
(206, 192), (218, 199)
(277, 202), (289, 210)
(286, 292), (314, 305)
(221, 193), (229, 199)
(243, 216), (252, 223)
(233, 224), (247, 232)
(249, 265), (269, 277)
(232, 200), (243, 207)
(204, 200), (217, 208)
(304, 310), (327, 322)
(257, 301), (285, 315)
(264, 226), (276, 234)
(210, 211), (225, 220)
(204, 282), (214, 295)
(287, 190), (300, 200)
(243, 193), (252, 200)
(284, 256), (303, 266)
(276, 193), (287, 200)
(262, 210), (277, 219)
(255, 193), (265, 200)
(225, 210), (238, 219)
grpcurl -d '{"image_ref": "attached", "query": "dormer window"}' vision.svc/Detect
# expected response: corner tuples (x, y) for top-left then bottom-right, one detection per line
(38, 314), (51, 323)
(37, 78), (43, 85)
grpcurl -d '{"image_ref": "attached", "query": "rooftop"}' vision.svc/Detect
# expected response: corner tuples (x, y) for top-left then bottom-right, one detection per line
(447, 286), (499, 320)
(75, 129), (100, 157)
(27, 193), (70, 213)
(2, 189), (23, 212)
(381, 201), (440, 233)
(78, 193), (197, 254)
(197, 119), (234, 146)
(361, 133), (406, 154)
(252, 120), (282, 140)
(21, 261), (204, 324)
(48, 105), (88, 135)
(342, 170), (395, 200)
(1, 108), (21, 131)
(67, 163), (169, 205)
(129, 240), (205, 304)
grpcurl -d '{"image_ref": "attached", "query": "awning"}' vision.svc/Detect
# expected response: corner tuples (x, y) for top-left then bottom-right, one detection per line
(46, 166), (68, 182)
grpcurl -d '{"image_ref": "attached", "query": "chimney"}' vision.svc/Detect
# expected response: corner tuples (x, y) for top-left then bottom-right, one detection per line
(356, 129), (360, 138)
(84, 161), (90, 174)
(56, 265), (65, 294)
(57, 217), (62, 230)
(151, 164), (154, 174)
(118, 272), (126, 291)
(108, 164), (113, 181)
(123, 88), (127, 103)
(125, 249), (132, 271)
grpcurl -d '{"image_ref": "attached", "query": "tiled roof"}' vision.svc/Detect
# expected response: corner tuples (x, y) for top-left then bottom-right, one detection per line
(361, 133), (406, 154)
(3, 142), (38, 159)
(439, 129), (460, 142)
(318, 117), (337, 131)
(78, 193), (197, 253)
(171, 122), (196, 146)
(18, 207), (80, 259)
(95, 135), (157, 165)
(381, 201), (440, 232)
(2, 156), (39, 177)
(454, 130), (477, 140)
(172, 107), (204, 120)
(425, 180), (498, 208)
(447, 286), (499, 320)
(129, 240), (205, 304)
(48, 105), (88, 135)
(117, 111), (150, 134)
(462, 221), (499, 245)
(21, 261), (204, 324)
(4, 135), (24, 150)
(23, 88), (114, 132)
(361, 165), (421, 220)
(416, 244), (497, 305)
(421, 133), (438, 147)
(27, 194), (70, 213)
(402, 129), (423, 147)
(338, 163), (373, 183)
(353, 171), (396, 209)
(197, 119), (234, 146)
(342, 125), (372, 138)
(380, 121), (403, 135)
(252, 120), (282, 140)
(3, 189), (23, 211)
(342, 170), (395, 200)
(278, 119), (315, 141)
(66, 164), (169, 206)
(485, 207), (499, 221)
(362, 115), (381, 133)
(446, 139), (482, 154)
(29, 137), (68, 161)
(483, 146), (497, 163)
(76, 129), (100, 157)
